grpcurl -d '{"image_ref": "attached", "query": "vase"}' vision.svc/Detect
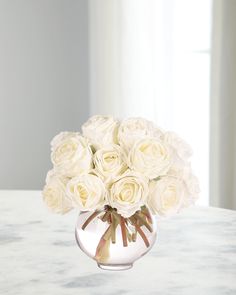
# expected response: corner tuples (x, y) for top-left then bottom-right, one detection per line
(75, 206), (157, 271)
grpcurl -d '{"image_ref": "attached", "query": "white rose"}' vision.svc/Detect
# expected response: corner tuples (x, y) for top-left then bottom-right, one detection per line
(93, 145), (127, 182)
(128, 138), (172, 179)
(118, 117), (158, 152)
(82, 115), (119, 150)
(164, 132), (192, 164)
(42, 173), (73, 214)
(109, 172), (148, 218)
(51, 131), (78, 149)
(182, 168), (200, 207)
(45, 169), (57, 184)
(148, 176), (184, 217)
(66, 174), (107, 211)
(51, 132), (93, 177)
(167, 164), (190, 179)
(45, 169), (71, 184)
(166, 165), (200, 207)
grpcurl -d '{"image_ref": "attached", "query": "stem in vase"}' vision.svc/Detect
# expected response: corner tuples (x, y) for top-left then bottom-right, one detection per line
(120, 217), (128, 247)
(82, 211), (101, 230)
(95, 224), (112, 263)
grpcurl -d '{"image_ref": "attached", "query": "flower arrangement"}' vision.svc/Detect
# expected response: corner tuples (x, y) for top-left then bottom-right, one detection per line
(43, 115), (199, 268)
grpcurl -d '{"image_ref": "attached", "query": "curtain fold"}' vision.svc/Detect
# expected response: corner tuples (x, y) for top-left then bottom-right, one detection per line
(88, 0), (173, 123)
(210, 0), (236, 209)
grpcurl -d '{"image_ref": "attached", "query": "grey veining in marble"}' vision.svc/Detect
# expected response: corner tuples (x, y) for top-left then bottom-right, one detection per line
(0, 191), (236, 295)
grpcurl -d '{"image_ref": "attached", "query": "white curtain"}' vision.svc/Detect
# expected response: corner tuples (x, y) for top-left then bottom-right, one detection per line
(88, 0), (173, 125)
(210, 0), (236, 209)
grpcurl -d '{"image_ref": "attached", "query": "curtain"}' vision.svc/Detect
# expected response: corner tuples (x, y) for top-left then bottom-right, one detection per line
(210, 0), (236, 209)
(88, 0), (173, 124)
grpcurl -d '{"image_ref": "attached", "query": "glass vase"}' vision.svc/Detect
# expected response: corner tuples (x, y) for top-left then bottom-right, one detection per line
(75, 206), (157, 271)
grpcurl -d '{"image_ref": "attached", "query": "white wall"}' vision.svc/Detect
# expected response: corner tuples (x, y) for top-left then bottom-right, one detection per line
(0, 0), (89, 189)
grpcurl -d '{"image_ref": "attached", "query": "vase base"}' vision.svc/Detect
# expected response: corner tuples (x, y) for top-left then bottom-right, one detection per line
(97, 263), (133, 271)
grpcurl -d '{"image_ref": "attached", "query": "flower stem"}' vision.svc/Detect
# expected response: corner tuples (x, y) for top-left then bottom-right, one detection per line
(126, 227), (132, 242)
(101, 211), (110, 222)
(129, 216), (150, 247)
(82, 211), (101, 230)
(142, 207), (153, 224)
(135, 224), (150, 247)
(120, 217), (128, 247)
(95, 224), (112, 263)
(111, 213), (119, 243)
(134, 212), (153, 232)
(132, 231), (137, 242)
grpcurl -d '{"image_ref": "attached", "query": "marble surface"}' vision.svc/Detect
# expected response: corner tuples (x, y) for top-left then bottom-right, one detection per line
(1, 190), (236, 295)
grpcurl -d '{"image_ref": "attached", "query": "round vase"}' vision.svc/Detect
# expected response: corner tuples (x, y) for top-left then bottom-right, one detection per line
(75, 207), (157, 271)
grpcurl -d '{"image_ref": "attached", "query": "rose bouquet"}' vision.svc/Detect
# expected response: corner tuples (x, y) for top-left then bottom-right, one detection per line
(43, 115), (199, 269)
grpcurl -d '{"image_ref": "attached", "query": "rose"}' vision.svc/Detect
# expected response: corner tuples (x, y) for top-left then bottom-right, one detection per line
(184, 172), (200, 197)
(66, 174), (107, 211)
(82, 115), (119, 150)
(148, 176), (184, 216)
(93, 144), (127, 182)
(182, 168), (200, 207)
(51, 131), (78, 148)
(42, 173), (73, 214)
(163, 132), (192, 181)
(109, 172), (148, 217)
(127, 138), (172, 179)
(45, 169), (57, 184)
(51, 132), (92, 177)
(45, 169), (71, 184)
(118, 117), (158, 152)
(164, 132), (192, 166)
(166, 165), (200, 207)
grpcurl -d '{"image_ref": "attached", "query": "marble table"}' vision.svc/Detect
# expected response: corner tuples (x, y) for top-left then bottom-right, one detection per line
(1, 191), (236, 295)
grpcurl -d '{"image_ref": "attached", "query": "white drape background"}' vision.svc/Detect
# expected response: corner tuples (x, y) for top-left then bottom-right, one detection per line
(89, 0), (171, 123)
